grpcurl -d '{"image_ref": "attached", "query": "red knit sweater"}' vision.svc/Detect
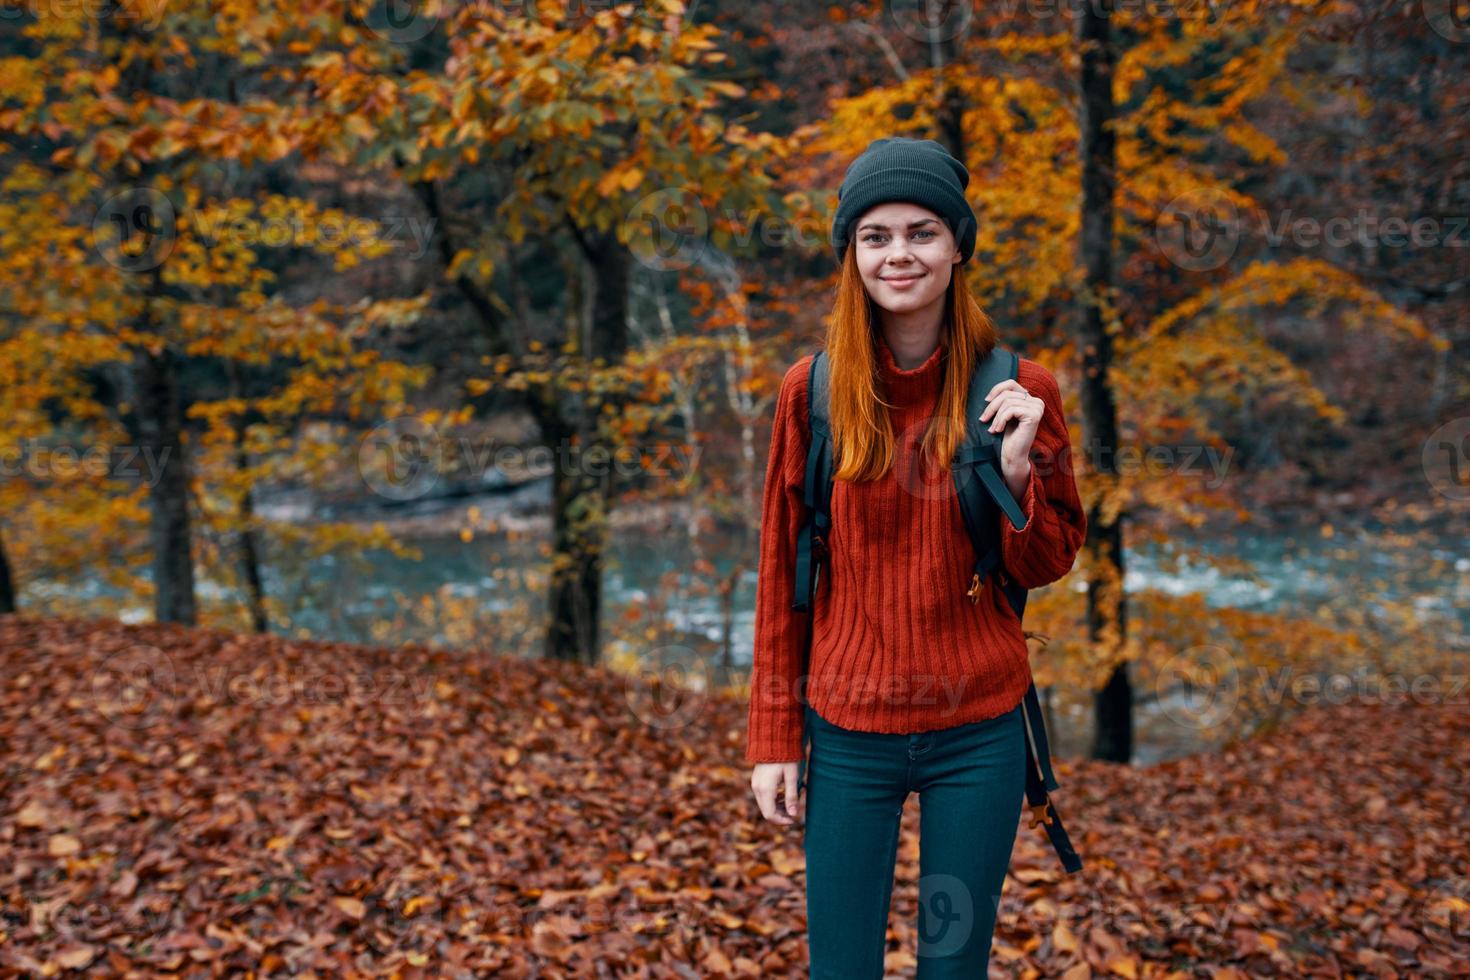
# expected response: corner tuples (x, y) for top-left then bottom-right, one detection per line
(745, 335), (1088, 764)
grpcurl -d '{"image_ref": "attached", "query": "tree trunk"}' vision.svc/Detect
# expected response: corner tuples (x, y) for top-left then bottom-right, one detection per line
(234, 438), (268, 633)
(413, 171), (631, 668)
(134, 343), (197, 625)
(541, 232), (631, 665)
(543, 408), (608, 665)
(225, 360), (268, 633)
(933, 2), (968, 168)
(0, 532), (15, 614)
(1078, 0), (1132, 762)
(235, 479), (268, 632)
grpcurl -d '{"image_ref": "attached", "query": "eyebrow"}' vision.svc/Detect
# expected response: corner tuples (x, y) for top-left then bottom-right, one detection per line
(856, 218), (939, 232)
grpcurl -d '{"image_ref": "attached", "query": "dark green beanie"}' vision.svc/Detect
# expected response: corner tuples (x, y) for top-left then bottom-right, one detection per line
(830, 136), (977, 266)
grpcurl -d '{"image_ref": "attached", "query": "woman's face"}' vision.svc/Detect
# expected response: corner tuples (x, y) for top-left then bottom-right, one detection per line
(852, 201), (962, 316)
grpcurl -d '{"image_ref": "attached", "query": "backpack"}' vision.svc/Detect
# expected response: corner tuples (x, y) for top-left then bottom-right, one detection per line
(791, 344), (1083, 875)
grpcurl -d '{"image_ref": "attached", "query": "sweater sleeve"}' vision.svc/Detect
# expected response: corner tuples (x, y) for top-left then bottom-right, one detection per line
(744, 355), (815, 765)
(999, 358), (1088, 590)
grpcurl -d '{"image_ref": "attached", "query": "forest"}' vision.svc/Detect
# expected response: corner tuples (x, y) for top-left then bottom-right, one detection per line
(0, 0), (1466, 975)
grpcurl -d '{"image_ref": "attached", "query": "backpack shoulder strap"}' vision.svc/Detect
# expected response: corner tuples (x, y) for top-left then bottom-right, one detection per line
(952, 345), (1084, 875)
(956, 345), (1028, 531)
(792, 351), (832, 612)
(953, 345), (1028, 609)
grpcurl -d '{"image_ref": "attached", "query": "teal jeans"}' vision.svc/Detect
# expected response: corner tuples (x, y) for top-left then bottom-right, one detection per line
(800, 700), (1025, 978)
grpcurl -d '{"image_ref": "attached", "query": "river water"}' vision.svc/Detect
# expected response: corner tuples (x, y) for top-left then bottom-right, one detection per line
(90, 481), (1469, 764)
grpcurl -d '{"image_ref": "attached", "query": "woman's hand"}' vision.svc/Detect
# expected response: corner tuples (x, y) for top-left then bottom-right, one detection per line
(751, 762), (803, 825)
(979, 378), (1042, 500)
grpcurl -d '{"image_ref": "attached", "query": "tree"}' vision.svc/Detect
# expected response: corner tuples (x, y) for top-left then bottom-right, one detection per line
(0, 0), (429, 626)
(276, 0), (792, 663)
(1077, 0), (1129, 761)
(781, 0), (1442, 762)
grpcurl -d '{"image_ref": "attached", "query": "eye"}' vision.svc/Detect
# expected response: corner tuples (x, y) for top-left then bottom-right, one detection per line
(861, 232), (886, 244)
(913, 230), (936, 240)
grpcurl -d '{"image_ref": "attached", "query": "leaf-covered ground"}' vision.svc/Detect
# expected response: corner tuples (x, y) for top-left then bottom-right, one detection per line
(0, 615), (1465, 977)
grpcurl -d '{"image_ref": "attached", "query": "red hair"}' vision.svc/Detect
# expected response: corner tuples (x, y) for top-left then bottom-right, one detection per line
(824, 245), (999, 483)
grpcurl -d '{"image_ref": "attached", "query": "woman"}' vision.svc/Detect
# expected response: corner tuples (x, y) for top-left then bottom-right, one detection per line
(746, 137), (1088, 977)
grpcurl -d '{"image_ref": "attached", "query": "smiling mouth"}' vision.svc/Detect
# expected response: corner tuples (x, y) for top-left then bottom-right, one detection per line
(884, 274), (924, 281)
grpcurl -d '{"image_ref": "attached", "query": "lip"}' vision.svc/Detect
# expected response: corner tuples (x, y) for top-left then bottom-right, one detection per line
(882, 272), (925, 288)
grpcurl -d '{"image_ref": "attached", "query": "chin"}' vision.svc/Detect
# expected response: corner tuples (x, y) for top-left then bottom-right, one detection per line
(875, 290), (942, 313)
